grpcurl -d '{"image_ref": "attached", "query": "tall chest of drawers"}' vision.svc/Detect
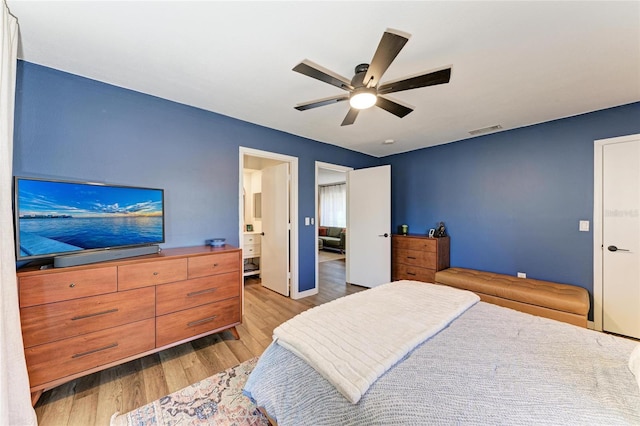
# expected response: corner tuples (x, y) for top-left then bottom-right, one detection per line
(17, 245), (242, 405)
(392, 235), (450, 283)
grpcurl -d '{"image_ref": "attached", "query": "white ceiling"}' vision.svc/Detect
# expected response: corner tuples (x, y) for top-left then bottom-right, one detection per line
(7, 1), (640, 157)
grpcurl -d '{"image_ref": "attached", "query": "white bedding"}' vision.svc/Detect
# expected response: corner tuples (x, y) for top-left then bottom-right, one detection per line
(630, 344), (640, 391)
(273, 280), (479, 403)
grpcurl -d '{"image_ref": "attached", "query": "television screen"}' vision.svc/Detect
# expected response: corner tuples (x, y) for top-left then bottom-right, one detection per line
(14, 177), (165, 261)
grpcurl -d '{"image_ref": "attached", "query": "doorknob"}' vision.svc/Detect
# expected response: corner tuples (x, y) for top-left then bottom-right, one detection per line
(608, 245), (630, 252)
(378, 233), (389, 238)
(261, 232), (265, 236)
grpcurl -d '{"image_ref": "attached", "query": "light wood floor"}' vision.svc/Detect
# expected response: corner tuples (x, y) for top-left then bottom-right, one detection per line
(34, 259), (365, 425)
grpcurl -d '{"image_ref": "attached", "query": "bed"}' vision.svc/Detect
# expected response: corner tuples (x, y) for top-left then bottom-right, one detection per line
(244, 280), (640, 425)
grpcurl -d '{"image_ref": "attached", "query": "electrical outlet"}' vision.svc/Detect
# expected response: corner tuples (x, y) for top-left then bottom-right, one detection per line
(517, 272), (526, 279)
(579, 220), (589, 232)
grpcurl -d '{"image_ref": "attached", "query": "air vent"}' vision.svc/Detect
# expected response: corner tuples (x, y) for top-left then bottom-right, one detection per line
(469, 125), (503, 136)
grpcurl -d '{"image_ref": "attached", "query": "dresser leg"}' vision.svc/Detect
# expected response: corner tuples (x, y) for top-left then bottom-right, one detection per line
(31, 390), (43, 406)
(228, 326), (240, 340)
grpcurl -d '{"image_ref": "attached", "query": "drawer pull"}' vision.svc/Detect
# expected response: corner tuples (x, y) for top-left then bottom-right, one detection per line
(187, 288), (217, 297)
(407, 272), (417, 276)
(69, 283), (76, 288)
(72, 343), (118, 359)
(213, 263), (219, 267)
(153, 272), (159, 276)
(71, 308), (119, 321)
(188, 315), (218, 327)
(407, 256), (417, 260)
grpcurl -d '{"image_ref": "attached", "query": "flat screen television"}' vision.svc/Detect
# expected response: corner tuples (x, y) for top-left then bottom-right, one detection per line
(14, 176), (165, 263)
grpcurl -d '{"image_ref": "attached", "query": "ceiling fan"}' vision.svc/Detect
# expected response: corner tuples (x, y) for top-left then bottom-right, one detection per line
(293, 28), (452, 126)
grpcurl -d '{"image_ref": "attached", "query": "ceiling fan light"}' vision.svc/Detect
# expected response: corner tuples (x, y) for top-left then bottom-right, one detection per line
(349, 88), (377, 109)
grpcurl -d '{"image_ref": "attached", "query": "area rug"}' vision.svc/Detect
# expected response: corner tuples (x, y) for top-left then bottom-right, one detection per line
(318, 249), (345, 263)
(110, 357), (268, 426)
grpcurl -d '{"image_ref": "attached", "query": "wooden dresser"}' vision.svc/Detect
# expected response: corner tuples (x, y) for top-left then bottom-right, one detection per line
(392, 235), (450, 283)
(17, 245), (242, 405)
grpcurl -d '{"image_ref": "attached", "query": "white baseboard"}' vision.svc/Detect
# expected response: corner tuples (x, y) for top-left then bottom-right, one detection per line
(293, 287), (318, 299)
(587, 320), (595, 330)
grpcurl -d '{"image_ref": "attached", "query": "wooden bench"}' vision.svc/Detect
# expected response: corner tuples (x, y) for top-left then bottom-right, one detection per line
(435, 268), (590, 327)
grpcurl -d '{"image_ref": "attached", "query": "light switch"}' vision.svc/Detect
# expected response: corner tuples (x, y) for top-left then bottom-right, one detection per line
(305, 217), (310, 226)
(579, 220), (589, 232)
(311, 218), (315, 225)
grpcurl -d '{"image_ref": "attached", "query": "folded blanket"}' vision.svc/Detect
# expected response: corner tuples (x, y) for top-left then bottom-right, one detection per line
(273, 280), (479, 403)
(629, 344), (640, 392)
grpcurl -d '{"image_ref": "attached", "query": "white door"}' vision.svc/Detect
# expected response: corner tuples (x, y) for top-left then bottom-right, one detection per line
(602, 136), (640, 339)
(261, 163), (290, 296)
(346, 165), (391, 287)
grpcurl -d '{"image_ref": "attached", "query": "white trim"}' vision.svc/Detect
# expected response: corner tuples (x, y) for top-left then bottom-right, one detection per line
(593, 133), (640, 331)
(296, 288), (319, 299)
(239, 147), (299, 299)
(314, 161), (353, 294)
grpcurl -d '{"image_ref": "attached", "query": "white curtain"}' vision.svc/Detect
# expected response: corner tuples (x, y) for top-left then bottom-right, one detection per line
(319, 183), (346, 227)
(0, 2), (37, 424)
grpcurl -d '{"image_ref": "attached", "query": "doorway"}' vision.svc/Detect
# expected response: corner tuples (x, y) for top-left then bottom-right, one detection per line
(593, 133), (640, 337)
(315, 162), (352, 293)
(239, 147), (299, 298)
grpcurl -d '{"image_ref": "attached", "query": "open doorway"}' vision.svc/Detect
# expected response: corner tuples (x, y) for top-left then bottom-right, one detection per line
(240, 148), (299, 299)
(315, 162), (353, 293)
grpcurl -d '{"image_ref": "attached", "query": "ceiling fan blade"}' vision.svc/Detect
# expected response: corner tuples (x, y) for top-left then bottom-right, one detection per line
(341, 108), (359, 126)
(363, 28), (411, 88)
(293, 59), (354, 91)
(378, 67), (452, 95)
(295, 94), (349, 111)
(376, 96), (413, 118)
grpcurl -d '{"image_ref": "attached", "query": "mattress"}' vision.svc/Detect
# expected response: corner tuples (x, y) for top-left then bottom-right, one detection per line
(244, 301), (640, 425)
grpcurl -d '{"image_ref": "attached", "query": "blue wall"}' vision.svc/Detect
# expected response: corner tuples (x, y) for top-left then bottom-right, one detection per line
(385, 102), (640, 316)
(13, 61), (378, 292)
(13, 61), (640, 311)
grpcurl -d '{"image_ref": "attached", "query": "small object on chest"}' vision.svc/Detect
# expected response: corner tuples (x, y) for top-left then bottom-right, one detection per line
(433, 222), (447, 238)
(206, 238), (226, 247)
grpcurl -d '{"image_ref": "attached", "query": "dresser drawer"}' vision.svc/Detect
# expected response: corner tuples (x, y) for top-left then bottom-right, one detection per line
(393, 264), (436, 283)
(156, 297), (240, 347)
(25, 318), (155, 387)
(243, 233), (261, 245)
(393, 236), (437, 252)
(156, 271), (240, 316)
(394, 248), (436, 268)
(19, 267), (117, 308)
(118, 258), (187, 291)
(188, 252), (240, 279)
(243, 244), (261, 257)
(20, 287), (155, 348)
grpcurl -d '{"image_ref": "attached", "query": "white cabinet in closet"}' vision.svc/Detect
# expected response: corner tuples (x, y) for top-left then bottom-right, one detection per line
(243, 233), (261, 277)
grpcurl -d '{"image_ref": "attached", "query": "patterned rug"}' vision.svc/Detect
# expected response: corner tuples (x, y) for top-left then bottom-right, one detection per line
(110, 357), (269, 426)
